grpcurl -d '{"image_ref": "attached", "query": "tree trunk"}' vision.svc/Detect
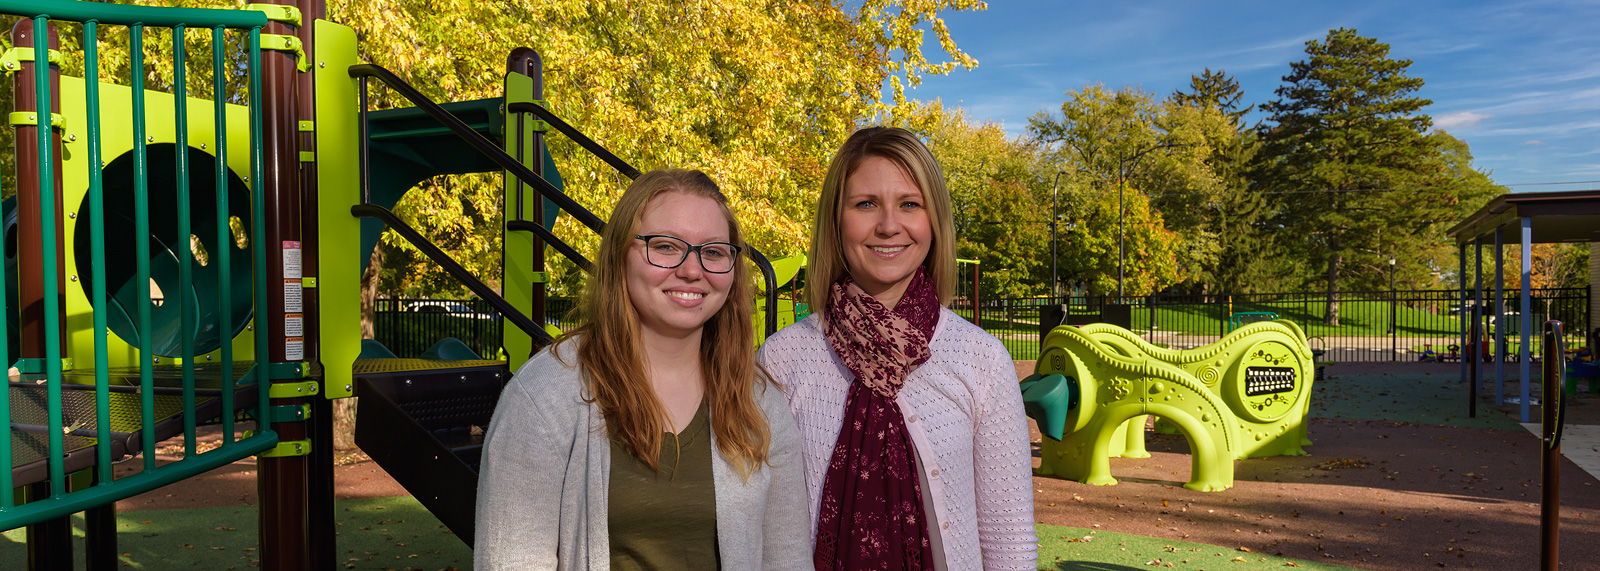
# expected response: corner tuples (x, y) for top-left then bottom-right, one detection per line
(1325, 241), (1342, 327)
(333, 242), (387, 451)
(360, 241), (385, 339)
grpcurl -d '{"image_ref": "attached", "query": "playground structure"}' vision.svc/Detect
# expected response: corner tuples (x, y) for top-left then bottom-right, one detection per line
(0, 1), (788, 569)
(1019, 320), (1315, 492)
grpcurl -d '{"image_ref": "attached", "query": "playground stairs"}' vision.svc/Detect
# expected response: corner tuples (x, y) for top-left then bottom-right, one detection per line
(350, 357), (508, 549)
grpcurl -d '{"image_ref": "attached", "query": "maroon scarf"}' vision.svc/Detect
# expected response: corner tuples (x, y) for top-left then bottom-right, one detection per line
(814, 267), (940, 571)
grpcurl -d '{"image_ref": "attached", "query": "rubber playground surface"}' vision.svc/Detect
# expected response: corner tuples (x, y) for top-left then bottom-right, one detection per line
(4, 362), (1598, 570)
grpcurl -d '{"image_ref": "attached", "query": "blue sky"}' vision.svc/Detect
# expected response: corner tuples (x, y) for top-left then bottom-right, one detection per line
(904, 0), (1600, 192)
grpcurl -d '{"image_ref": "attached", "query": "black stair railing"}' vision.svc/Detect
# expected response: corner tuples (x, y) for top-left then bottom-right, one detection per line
(506, 219), (594, 273)
(351, 63), (781, 338)
(350, 204), (550, 346)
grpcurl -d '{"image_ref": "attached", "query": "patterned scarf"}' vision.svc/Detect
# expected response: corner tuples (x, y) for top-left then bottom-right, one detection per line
(814, 267), (940, 571)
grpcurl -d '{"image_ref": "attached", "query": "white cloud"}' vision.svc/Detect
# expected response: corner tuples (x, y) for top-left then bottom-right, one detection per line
(1435, 111), (1493, 129)
(1523, 140), (1545, 146)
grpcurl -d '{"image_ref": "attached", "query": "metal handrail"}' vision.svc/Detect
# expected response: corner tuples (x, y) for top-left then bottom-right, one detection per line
(348, 64), (605, 233)
(507, 220), (593, 273)
(351, 204), (552, 346)
(354, 63), (780, 337)
(507, 101), (641, 179)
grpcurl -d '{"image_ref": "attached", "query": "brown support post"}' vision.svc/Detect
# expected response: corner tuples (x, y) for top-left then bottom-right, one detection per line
(256, 2), (309, 570)
(508, 48), (546, 334)
(293, 1), (335, 568)
(1540, 321), (1564, 571)
(10, 21), (73, 571)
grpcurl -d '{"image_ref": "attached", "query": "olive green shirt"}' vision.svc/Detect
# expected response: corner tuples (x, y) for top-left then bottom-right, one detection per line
(608, 402), (718, 571)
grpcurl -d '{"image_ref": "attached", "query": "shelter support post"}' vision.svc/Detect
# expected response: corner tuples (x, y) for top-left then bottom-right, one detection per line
(1519, 217), (1532, 423)
(1495, 226), (1504, 405)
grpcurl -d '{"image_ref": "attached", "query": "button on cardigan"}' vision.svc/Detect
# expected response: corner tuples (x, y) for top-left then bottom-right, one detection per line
(756, 308), (1038, 570)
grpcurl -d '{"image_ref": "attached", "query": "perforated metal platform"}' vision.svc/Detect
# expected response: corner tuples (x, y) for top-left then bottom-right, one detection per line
(9, 362), (262, 487)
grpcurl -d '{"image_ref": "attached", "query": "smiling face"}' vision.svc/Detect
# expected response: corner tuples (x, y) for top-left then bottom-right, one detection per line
(626, 191), (737, 343)
(838, 155), (932, 308)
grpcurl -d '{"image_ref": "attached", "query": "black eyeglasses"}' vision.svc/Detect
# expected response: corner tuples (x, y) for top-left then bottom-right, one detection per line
(635, 235), (742, 274)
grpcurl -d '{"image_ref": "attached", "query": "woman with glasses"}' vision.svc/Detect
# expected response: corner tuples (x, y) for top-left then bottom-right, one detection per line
(476, 169), (811, 570)
(757, 128), (1037, 570)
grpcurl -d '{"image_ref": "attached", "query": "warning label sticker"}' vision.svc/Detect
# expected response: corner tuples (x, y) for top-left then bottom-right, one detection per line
(283, 241), (302, 279)
(284, 280), (303, 313)
(285, 338), (304, 361)
(285, 313), (303, 337)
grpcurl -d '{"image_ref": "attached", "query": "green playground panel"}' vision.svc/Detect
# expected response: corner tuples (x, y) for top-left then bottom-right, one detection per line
(53, 75), (261, 368)
(1021, 321), (1316, 492)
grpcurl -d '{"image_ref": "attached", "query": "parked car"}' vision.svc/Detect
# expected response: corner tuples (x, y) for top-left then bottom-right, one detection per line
(405, 300), (496, 320)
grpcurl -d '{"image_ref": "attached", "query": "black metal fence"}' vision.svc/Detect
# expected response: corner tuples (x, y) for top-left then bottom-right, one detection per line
(372, 297), (588, 358)
(373, 298), (504, 358)
(975, 288), (1591, 362)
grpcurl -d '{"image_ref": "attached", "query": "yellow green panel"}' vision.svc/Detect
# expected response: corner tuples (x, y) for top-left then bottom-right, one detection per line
(313, 19), (362, 399)
(502, 71), (539, 370)
(57, 75), (258, 371)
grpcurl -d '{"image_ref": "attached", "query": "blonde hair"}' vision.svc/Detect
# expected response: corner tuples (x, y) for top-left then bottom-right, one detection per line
(556, 169), (771, 479)
(806, 126), (957, 313)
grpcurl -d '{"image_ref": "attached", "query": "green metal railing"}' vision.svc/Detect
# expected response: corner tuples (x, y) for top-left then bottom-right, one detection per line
(0, 0), (277, 531)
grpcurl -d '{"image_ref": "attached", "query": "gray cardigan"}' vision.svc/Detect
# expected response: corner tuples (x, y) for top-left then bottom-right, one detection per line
(474, 341), (813, 570)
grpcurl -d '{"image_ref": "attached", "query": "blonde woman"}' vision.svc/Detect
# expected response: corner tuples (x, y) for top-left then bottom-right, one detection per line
(758, 128), (1037, 570)
(476, 169), (811, 570)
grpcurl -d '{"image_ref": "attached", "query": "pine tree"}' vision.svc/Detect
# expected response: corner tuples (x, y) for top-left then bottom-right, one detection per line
(1254, 28), (1440, 325)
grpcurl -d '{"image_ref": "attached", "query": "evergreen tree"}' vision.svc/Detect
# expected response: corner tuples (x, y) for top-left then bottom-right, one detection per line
(1171, 67), (1254, 129)
(1254, 28), (1441, 325)
(1165, 69), (1268, 294)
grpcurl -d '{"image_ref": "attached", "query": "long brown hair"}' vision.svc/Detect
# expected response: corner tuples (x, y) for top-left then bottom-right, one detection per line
(556, 169), (772, 479)
(806, 126), (957, 313)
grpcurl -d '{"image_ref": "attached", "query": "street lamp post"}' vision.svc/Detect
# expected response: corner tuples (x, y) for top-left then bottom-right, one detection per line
(1051, 171), (1064, 299)
(1389, 257), (1397, 340)
(1116, 142), (1184, 299)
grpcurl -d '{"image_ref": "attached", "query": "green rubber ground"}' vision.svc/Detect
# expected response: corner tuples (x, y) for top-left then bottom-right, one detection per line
(1036, 524), (1356, 570)
(2, 505), (1359, 571)
(1312, 370), (1523, 430)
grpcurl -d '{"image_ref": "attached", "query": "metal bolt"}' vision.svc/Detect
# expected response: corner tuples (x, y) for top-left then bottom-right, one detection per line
(153, 357), (161, 364)
(67, 134), (76, 142)
(460, 375), (466, 381)
(206, 355), (213, 361)
(201, 143), (206, 149)
(67, 212), (75, 219)
(28, 114), (35, 121)
(344, 384), (352, 392)
(319, 61), (325, 68)
(69, 275), (77, 282)
(147, 135), (154, 143)
(297, 387), (303, 393)
(248, 325), (254, 331)
(405, 379), (413, 386)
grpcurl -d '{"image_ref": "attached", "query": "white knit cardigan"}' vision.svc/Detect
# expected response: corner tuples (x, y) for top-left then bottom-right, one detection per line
(756, 308), (1038, 570)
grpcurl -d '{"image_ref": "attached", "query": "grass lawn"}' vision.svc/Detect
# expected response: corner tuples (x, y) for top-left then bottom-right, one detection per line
(1131, 299), (1461, 337)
